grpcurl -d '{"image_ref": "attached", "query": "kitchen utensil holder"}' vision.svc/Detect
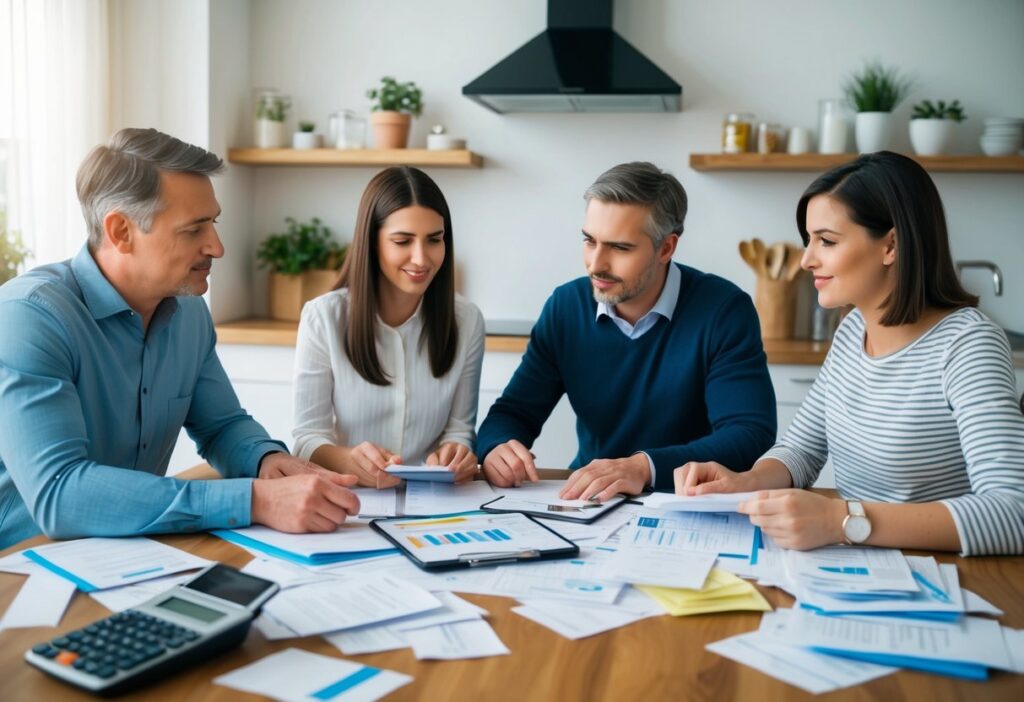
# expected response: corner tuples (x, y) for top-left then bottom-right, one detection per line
(754, 277), (798, 340)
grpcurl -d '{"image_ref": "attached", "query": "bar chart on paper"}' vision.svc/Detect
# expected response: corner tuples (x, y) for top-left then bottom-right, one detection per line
(375, 513), (575, 565)
(633, 513), (757, 558)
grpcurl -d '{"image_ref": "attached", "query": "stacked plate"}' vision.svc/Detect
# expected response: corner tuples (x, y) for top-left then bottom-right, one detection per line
(980, 117), (1024, 156)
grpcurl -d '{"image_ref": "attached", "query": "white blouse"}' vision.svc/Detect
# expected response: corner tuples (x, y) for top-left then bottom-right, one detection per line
(292, 289), (485, 464)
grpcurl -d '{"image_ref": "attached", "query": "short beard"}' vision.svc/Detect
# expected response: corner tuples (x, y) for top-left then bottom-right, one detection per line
(173, 282), (203, 297)
(591, 257), (657, 306)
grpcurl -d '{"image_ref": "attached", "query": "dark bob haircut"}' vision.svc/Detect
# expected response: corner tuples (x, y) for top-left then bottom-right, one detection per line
(796, 151), (976, 326)
(334, 166), (458, 386)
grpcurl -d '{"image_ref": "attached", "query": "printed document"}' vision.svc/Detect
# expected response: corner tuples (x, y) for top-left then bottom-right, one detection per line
(641, 491), (760, 513)
(214, 648), (411, 702)
(403, 480), (495, 515)
(24, 537), (210, 591)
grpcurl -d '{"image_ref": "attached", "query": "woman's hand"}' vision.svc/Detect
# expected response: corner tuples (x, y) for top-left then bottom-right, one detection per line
(737, 490), (847, 550)
(342, 442), (403, 488)
(427, 442), (479, 485)
(674, 461), (757, 495)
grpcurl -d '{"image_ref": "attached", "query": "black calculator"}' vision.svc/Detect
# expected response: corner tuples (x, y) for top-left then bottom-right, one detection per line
(25, 563), (279, 696)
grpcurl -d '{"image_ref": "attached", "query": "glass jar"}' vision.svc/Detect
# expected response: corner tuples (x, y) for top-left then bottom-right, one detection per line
(327, 110), (367, 149)
(818, 99), (848, 154)
(253, 89), (290, 148)
(721, 113), (755, 154)
(756, 123), (786, 154)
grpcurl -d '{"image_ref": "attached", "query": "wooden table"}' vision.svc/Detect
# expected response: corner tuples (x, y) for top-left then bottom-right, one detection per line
(2, 482), (1023, 701)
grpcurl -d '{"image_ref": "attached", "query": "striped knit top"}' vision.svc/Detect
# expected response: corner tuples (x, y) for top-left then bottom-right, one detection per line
(762, 307), (1024, 556)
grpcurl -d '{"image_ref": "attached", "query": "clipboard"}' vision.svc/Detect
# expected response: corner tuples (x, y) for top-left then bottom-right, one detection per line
(479, 493), (628, 524)
(370, 511), (579, 571)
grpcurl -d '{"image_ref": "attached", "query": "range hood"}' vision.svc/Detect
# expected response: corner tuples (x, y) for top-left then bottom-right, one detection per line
(462, 0), (681, 114)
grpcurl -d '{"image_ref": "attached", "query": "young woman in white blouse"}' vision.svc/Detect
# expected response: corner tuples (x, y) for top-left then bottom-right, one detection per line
(676, 151), (1024, 555)
(292, 166), (485, 487)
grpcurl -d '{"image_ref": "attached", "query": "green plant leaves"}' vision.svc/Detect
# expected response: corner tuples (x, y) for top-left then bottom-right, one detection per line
(367, 76), (423, 116)
(843, 62), (912, 112)
(911, 99), (966, 121)
(256, 217), (347, 275)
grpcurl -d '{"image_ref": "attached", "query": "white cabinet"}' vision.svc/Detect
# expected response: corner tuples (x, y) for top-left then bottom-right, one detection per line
(768, 364), (834, 488)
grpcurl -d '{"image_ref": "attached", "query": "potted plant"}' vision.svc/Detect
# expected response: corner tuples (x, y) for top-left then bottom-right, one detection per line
(292, 120), (321, 149)
(366, 76), (423, 149)
(256, 217), (347, 321)
(843, 61), (912, 153)
(0, 214), (30, 286)
(909, 100), (966, 156)
(254, 89), (291, 148)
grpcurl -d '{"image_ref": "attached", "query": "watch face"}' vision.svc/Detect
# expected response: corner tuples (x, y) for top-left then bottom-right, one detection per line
(844, 515), (872, 543)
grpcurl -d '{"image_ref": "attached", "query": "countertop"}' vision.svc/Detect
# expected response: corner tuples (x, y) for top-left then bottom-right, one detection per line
(213, 317), (1024, 369)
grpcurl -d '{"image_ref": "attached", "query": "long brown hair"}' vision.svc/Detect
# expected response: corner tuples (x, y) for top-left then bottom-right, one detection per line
(335, 166), (458, 386)
(796, 151), (976, 326)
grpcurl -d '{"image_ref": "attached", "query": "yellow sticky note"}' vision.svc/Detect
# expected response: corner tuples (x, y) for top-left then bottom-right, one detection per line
(637, 568), (772, 616)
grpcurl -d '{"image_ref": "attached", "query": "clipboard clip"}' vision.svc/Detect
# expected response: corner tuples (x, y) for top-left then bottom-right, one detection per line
(457, 549), (541, 567)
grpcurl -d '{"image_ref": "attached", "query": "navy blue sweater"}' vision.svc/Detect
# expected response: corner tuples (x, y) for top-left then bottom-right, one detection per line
(476, 263), (777, 491)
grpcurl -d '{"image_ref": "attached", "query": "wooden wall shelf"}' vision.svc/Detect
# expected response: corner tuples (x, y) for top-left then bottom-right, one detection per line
(227, 148), (483, 168)
(689, 153), (1024, 173)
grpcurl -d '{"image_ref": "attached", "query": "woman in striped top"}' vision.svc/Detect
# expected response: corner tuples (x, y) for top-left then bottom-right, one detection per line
(677, 152), (1024, 555)
(292, 167), (485, 488)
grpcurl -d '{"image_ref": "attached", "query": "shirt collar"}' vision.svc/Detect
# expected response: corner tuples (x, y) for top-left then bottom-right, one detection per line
(596, 261), (680, 324)
(70, 245), (135, 321)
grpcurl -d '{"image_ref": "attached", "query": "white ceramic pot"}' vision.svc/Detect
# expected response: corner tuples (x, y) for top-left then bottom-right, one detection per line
(254, 118), (287, 148)
(909, 119), (956, 156)
(855, 111), (893, 153)
(292, 132), (321, 149)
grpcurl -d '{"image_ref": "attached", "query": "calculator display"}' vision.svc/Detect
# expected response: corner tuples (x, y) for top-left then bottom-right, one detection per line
(155, 596), (225, 624)
(183, 564), (276, 607)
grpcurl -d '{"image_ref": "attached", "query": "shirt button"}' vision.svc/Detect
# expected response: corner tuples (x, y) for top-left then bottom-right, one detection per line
(228, 518), (237, 526)
(142, 444), (147, 449)
(142, 388), (147, 395)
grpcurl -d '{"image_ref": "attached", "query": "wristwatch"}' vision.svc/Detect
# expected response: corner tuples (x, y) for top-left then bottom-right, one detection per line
(841, 501), (872, 544)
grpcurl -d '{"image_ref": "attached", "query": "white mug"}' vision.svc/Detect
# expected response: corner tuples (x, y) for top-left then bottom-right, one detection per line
(787, 127), (810, 154)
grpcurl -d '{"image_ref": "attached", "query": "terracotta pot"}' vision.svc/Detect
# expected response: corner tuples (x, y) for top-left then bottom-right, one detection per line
(268, 269), (339, 321)
(370, 111), (412, 149)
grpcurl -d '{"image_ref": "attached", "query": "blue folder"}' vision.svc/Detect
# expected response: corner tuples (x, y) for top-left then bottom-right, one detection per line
(212, 529), (396, 566)
(810, 647), (989, 681)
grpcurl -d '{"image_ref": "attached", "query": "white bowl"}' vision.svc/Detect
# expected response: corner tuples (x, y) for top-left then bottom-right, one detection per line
(980, 140), (1022, 156)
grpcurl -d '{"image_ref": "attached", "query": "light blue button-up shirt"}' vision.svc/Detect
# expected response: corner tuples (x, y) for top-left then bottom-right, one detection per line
(0, 246), (286, 549)
(595, 262), (681, 487)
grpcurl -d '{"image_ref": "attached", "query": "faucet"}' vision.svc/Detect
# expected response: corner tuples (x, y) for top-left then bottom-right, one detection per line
(956, 260), (1003, 296)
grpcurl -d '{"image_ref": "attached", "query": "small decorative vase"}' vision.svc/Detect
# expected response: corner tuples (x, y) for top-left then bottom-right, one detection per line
(292, 132), (321, 149)
(254, 119), (287, 148)
(855, 111), (893, 153)
(370, 111), (412, 149)
(909, 119), (956, 156)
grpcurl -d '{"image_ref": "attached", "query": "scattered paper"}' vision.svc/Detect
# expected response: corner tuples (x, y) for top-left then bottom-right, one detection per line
(403, 480), (495, 516)
(214, 648), (411, 702)
(513, 598), (650, 640)
(0, 551), (35, 575)
(405, 619), (510, 660)
(261, 575), (441, 637)
(217, 523), (394, 565)
(963, 589), (1004, 617)
(0, 567), (77, 630)
(488, 568), (624, 604)
(24, 537), (210, 591)
(638, 568), (772, 617)
(626, 511), (758, 558)
(600, 538), (716, 589)
(240, 557), (335, 589)
(642, 490), (760, 513)
(1001, 627), (1024, 673)
(352, 487), (398, 516)
(89, 573), (194, 613)
(707, 627), (896, 694)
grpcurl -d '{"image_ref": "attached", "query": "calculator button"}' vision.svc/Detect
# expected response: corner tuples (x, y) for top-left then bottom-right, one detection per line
(96, 665), (116, 679)
(72, 658), (88, 670)
(66, 642), (81, 653)
(84, 624), (100, 634)
(165, 638), (185, 649)
(51, 637), (71, 648)
(56, 651), (78, 666)
(83, 661), (100, 674)
(67, 631), (85, 641)
(116, 655), (141, 670)
(183, 631), (199, 642)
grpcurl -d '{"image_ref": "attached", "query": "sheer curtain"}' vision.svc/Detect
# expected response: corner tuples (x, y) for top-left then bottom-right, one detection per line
(0, 0), (109, 267)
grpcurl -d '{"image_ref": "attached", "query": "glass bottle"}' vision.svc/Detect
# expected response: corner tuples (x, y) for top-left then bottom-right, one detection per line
(818, 99), (848, 154)
(722, 113), (755, 154)
(253, 89), (291, 148)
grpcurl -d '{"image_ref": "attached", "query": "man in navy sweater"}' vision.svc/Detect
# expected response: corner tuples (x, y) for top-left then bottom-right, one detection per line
(476, 162), (776, 499)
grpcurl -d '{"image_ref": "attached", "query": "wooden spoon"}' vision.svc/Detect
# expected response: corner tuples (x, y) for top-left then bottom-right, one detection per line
(784, 243), (805, 281)
(751, 238), (768, 277)
(738, 241), (761, 276)
(767, 242), (787, 280)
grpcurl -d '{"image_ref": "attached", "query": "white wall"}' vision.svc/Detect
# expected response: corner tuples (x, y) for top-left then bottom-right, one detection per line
(243, 0), (1024, 330)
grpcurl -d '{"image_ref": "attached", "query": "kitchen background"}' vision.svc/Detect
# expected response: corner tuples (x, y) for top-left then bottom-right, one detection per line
(99, 0), (1024, 473)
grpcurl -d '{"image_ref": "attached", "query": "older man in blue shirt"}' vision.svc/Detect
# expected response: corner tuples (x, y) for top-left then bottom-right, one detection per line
(0, 128), (359, 550)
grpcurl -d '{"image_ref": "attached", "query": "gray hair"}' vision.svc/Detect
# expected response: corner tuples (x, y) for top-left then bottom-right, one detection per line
(583, 162), (688, 247)
(76, 128), (224, 249)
